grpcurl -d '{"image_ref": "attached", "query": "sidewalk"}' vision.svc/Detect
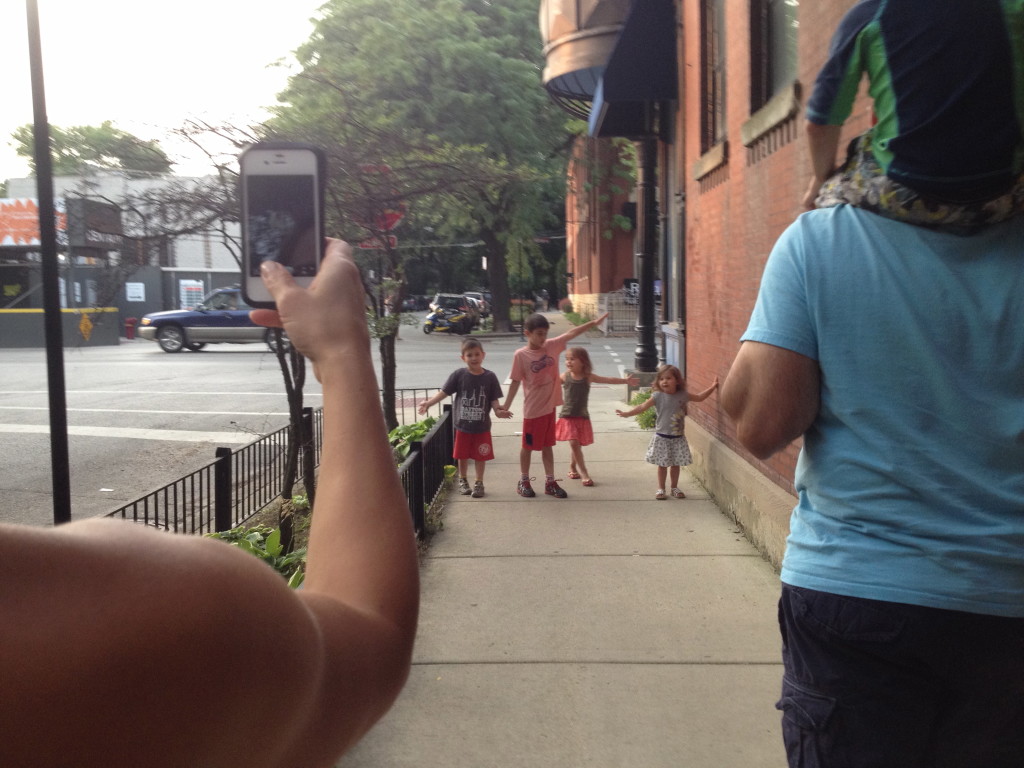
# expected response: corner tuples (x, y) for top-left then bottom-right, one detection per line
(342, 315), (786, 768)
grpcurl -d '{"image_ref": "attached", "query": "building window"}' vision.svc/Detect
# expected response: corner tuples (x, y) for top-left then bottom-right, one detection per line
(700, 0), (726, 154)
(750, 0), (797, 112)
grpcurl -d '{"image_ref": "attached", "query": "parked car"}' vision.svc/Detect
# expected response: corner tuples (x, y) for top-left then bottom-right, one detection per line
(429, 293), (480, 329)
(137, 286), (290, 354)
(465, 291), (490, 318)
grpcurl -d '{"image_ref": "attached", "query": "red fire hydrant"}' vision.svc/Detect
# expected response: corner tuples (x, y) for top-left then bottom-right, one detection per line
(125, 317), (138, 340)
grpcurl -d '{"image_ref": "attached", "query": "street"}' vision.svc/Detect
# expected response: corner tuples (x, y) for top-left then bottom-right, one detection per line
(0, 324), (639, 526)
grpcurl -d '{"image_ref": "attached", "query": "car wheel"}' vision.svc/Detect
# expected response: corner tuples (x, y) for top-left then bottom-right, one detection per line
(265, 328), (292, 354)
(156, 325), (186, 353)
(187, 342), (206, 351)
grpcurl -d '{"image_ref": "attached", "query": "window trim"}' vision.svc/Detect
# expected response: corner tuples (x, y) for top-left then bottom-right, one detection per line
(740, 80), (800, 147)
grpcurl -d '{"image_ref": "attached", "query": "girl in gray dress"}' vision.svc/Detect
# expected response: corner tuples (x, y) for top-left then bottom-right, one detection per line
(617, 365), (718, 500)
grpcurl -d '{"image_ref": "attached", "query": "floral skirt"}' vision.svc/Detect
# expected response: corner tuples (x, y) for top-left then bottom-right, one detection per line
(645, 434), (693, 467)
(555, 416), (594, 446)
(814, 132), (1024, 234)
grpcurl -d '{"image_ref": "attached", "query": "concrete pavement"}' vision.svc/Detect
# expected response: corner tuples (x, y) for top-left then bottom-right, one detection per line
(341, 315), (787, 768)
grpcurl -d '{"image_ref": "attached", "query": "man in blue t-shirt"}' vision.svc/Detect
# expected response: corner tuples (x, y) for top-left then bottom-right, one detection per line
(722, 206), (1024, 766)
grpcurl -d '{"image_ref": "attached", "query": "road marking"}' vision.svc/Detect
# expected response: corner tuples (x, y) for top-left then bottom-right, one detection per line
(0, 407), (291, 416)
(0, 423), (255, 444)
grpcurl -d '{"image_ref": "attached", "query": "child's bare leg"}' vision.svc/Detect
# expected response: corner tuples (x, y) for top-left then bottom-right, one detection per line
(520, 448), (532, 476)
(569, 441), (590, 481)
(474, 459), (487, 483)
(541, 446), (555, 477)
(669, 465), (680, 488)
(657, 466), (668, 490)
(458, 458), (469, 479)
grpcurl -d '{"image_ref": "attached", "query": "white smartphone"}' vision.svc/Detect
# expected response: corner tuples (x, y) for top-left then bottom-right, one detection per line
(239, 142), (326, 307)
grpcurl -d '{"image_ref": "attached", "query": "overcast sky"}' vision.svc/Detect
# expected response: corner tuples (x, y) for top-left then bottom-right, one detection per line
(2, 0), (325, 185)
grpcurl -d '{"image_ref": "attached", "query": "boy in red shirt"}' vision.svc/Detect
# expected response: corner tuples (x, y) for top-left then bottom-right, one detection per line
(502, 311), (609, 498)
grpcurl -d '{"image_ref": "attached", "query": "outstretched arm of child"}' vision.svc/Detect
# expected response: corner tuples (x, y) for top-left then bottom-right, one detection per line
(417, 390), (449, 416)
(688, 376), (720, 403)
(590, 373), (640, 387)
(616, 395), (657, 419)
(562, 312), (610, 342)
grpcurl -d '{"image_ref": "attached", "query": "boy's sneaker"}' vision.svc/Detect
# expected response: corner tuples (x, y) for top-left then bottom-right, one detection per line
(517, 478), (536, 498)
(458, 477), (472, 495)
(471, 480), (485, 498)
(545, 479), (568, 499)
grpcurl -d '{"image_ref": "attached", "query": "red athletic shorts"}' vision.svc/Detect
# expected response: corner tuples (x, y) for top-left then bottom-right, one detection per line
(453, 430), (494, 461)
(521, 411), (557, 451)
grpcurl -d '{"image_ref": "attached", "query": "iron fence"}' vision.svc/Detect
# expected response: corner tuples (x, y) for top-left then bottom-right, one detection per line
(105, 389), (452, 537)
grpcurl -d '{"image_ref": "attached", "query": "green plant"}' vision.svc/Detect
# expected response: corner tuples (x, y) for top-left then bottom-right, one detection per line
(290, 493), (311, 512)
(628, 390), (656, 430)
(207, 525), (306, 588)
(388, 416), (437, 461)
(558, 297), (573, 314)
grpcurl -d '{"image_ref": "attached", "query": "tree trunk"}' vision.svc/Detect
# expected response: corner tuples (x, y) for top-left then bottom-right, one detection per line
(379, 330), (398, 432)
(482, 227), (514, 332)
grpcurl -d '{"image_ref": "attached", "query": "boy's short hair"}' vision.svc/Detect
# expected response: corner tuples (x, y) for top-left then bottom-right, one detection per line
(461, 338), (483, 353)
(524, 313), (549, 332)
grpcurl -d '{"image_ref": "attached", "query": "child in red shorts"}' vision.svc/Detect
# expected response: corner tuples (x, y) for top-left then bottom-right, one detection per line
(502, 311), (608, 499)
(418, 338), (510, 498)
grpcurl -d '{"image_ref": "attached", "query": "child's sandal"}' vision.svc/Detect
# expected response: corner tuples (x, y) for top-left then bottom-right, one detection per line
(581, 478), (594, 487)
(655, 489), (667, 500)
(670, 488), (685, 499)
(567, 471), (581, 480)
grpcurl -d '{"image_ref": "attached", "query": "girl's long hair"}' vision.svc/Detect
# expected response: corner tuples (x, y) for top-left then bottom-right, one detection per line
(651, 364), (685, 393)
(565, 346), (593, 378)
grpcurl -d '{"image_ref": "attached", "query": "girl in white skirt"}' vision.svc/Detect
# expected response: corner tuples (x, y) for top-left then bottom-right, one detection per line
(617, 364), (718, 500)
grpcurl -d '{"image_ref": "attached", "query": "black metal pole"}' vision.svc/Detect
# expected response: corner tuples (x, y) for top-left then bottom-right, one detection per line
(633, 135), (659, 372)
(26, 0), (72, 525)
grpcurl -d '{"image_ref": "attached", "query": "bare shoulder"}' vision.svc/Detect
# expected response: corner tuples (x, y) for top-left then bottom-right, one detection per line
(0, 519), (323, 768)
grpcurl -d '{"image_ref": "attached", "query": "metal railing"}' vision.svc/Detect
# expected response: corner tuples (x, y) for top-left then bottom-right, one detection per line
(105, 390), (452, 537)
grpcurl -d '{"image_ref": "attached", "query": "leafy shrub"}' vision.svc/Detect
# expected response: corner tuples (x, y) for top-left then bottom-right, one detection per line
(208, 525), (306, 588)
(627, 390), (655, 430)
(389, 416), (437, 461)
(558, 297), (573, 313)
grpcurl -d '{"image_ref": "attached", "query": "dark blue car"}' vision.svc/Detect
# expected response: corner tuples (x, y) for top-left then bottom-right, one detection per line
(137, 287), (289, 354)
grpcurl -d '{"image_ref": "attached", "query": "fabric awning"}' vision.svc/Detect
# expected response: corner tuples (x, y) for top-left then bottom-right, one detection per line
(587, 0), (677, 138)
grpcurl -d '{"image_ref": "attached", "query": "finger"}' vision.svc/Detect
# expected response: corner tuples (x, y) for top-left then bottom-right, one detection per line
(250, 308), (282, 328)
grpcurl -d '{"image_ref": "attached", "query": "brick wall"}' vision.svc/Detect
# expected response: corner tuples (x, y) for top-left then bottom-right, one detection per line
(680, 0), (869, 495)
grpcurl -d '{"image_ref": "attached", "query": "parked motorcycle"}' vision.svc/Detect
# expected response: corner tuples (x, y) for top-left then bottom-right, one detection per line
(423, 307), (471, 334)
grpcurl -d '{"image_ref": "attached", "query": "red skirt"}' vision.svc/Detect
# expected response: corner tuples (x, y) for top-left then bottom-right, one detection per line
(554, 416), (594, 446)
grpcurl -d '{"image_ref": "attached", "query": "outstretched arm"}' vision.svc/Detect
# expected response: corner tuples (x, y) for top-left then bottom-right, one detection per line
(616, 394), (657, 418)
(688, 376), (719, 402)
(590, 373), (640, 387)
(0, 240), (420, 768)
(418, 389), (449, 415)
(502, 379), (521, 412)
(561, 312), (610, 342)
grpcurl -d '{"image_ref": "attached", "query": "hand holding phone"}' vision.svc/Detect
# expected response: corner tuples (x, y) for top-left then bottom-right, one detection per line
(239, 142), (326, 307)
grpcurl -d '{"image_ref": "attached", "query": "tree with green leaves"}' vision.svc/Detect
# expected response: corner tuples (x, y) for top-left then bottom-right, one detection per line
(12, 121), (173, 175)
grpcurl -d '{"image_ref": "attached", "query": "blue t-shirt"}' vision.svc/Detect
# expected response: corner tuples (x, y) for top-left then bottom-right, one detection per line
(742, 206), (1024, 617)
(806, 0), (1024, 201)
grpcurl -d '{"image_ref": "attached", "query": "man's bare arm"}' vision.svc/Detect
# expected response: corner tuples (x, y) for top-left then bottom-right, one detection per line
(721, 341), (820, 459)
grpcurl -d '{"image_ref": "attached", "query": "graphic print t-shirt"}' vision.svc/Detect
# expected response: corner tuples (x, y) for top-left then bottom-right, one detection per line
(510, 335), (569, 419)
(441, 368), (504, 434)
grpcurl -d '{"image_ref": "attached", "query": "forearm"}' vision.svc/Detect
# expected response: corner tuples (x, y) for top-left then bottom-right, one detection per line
(503, 380), (520, 409)
(304, 350), (418, 627)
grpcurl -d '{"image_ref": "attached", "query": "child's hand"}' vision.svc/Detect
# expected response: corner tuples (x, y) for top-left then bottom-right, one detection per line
(625, 375), (640, 386)
(496, 407), (513, 419)
(417, 403), (428, 416)
(615, 409), (628, 418)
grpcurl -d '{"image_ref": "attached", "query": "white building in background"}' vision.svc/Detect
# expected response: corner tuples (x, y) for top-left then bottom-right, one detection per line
(5, 172), (239, 270)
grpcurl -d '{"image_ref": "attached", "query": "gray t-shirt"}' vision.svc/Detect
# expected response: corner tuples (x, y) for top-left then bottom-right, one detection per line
(441, 368), (504, 434)
(652, 390), (688, 436)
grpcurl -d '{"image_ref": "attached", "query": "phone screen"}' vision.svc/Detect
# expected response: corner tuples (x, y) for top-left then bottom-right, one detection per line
(245, 174), (319, 277)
